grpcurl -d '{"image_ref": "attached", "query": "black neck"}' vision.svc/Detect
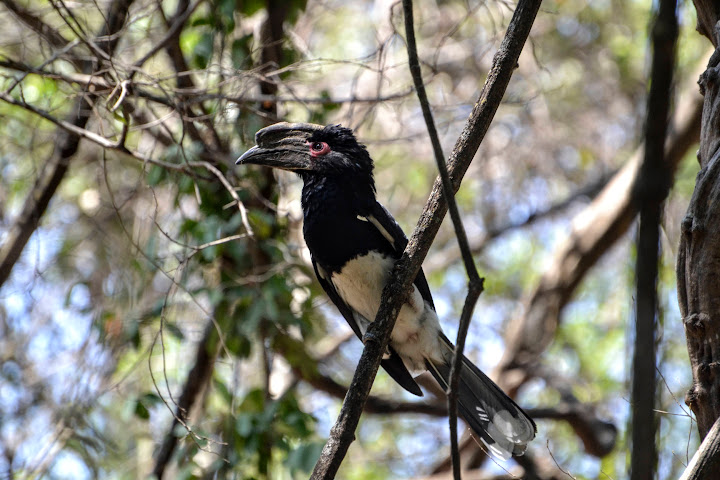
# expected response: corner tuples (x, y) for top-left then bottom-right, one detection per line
(300, 173), (375, 220)
(300, 172), (388, 271)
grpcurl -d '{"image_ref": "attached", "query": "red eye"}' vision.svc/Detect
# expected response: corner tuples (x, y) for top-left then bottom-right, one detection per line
(308, 141), (331, 157)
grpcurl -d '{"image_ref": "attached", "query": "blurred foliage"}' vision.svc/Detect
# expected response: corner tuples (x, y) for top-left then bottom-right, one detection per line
(0, 0), (707, 478)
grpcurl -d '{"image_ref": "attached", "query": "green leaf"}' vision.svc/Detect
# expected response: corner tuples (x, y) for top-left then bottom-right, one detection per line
(213, 376), (233, 404)
(164, 322), (185, 340)
(225, 334), (251, 358)
(232, 34), (253, 68)
(134, 392), (161, 420)
(147, 165), (165, 186)
(216, 0), (236, 32)
(285, 441), (324, 475)
(192, 32), (214, 70)
(238, 0), (264, 16)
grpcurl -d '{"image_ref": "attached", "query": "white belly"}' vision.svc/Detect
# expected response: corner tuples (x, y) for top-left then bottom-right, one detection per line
(330, 251), (444, 369)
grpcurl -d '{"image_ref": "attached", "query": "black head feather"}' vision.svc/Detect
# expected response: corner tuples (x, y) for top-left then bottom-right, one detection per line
(306, 124), (374, 178)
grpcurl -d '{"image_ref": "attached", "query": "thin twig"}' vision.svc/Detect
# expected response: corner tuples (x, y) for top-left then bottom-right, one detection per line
(1, 0), (73, 52)
(402, 1), (484, 476)
(423, 171), (613, 274)
(546, 440), (578, 479)
(130, 0), (204, 73)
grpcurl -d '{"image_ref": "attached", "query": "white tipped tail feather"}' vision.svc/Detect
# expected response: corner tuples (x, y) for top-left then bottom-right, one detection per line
(426, 336), (537, 460)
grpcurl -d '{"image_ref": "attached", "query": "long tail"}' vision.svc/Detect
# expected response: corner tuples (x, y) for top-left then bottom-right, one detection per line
(425, 334), (536, 460)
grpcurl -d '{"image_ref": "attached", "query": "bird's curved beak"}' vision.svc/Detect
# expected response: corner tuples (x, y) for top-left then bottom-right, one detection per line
(236, 144), (312, 171)
(236, 145), (262, 165)
(236, 122), (325, 171)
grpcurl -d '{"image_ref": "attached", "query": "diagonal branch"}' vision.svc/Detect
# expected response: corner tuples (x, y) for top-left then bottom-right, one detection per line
(274, 334), (449, 417)
(423, 172), (612, 274)
(679, 416), (720, 480)
(495, 87), (702, 398)
(1, 0), (71, 52)
(310, 1), (544, 478)
(278, 329), (615, 449)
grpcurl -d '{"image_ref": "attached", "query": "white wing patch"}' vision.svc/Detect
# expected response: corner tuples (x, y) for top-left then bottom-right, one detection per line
(316, 263), (329, 280)
(367, 214), (396, 247)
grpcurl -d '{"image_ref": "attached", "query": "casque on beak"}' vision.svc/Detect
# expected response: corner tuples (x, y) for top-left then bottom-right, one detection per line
(235, 122), (325, 172)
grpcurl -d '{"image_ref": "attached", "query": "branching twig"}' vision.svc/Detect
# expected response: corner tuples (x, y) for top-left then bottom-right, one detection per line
(130, 0), (203, 73)
(310, 1), (543, 477)
(1, 0), (72, 52)
(152, 321), (219, 479)
(401, 1), (484, 476)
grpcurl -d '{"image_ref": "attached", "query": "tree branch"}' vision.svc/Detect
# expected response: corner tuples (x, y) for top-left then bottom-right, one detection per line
(629, 0), (677, 478)
(1, 0), (71, 52)
(423, 171), (612, 274)
(495, 85), (702, 398)
(310, 1), (543, 477)
(278, 330), (615, 452)
(274, 333), (450, 417)
(679, 416), (720, 480)
(679, 6), (720, 453)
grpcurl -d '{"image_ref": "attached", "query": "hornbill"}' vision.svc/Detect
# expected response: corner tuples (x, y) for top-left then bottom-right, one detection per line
(237, 122), (536, 459)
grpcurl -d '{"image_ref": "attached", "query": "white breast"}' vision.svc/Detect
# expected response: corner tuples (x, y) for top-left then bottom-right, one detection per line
(330, 252), (444, 369)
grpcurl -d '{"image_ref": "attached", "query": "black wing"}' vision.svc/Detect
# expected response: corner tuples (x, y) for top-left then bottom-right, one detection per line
(311, 259), (423, 396)
(368, 201), (435, 309)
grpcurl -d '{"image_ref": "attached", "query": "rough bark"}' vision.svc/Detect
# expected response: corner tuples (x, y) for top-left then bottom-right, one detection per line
(679, 417), (720, 480)
(680, 4), (720, 446)
(692, 0), (720, 43)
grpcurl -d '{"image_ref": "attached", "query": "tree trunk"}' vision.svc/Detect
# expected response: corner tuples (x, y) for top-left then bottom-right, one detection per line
(678, 0), (720, 448)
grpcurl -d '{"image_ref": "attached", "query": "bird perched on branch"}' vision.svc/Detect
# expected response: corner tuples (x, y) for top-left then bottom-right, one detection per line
(237, 122), (536, 459)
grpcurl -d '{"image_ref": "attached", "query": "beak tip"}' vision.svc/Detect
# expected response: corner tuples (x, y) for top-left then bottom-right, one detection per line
(236, 145), (260, 165)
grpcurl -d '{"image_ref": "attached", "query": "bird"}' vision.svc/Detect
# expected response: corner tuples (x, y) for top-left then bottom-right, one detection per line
(237, 122), (536, 459)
